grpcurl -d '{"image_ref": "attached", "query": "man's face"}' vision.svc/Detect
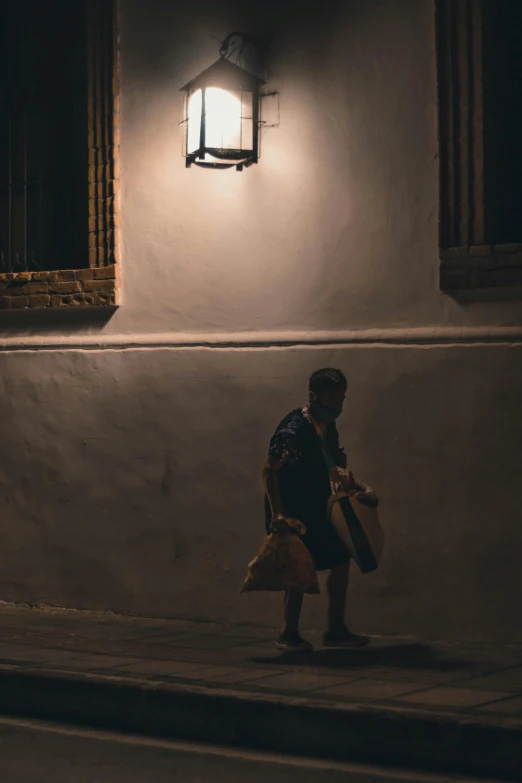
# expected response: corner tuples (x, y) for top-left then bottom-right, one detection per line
(318, 388), (346, 416)
(310, 387), (346, 424)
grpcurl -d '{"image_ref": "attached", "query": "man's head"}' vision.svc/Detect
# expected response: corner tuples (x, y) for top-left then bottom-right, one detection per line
(308, 367), (347, 423)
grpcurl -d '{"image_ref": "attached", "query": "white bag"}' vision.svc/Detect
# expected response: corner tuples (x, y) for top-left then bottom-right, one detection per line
(328, 487), (385, 573)
(305, 408), (385, 574)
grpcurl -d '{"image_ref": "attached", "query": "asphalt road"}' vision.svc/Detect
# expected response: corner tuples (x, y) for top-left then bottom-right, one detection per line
(0, 717), (484, 783)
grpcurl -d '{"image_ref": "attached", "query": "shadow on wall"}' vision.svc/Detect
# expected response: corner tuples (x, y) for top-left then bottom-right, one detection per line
(0, 306), (117, 334)
(343, 347), (522, 642)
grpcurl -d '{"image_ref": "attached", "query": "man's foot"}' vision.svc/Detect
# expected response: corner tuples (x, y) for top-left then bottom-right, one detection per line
(276, 633), (313, 653)
(323, 627), (370, 648)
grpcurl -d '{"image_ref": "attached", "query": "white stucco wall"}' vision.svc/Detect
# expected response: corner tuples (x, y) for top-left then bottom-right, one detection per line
(1, 0), (521, 641)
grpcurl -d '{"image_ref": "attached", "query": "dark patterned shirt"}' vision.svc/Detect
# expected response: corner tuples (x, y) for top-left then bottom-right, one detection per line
(264, 408), (350, 570)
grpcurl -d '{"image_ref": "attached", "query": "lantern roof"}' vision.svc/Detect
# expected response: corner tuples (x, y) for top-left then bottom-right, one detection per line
(180, 57), (265, 93)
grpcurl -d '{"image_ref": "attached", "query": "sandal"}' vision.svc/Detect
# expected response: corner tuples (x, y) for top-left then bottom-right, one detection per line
(276, 633), (313, 653)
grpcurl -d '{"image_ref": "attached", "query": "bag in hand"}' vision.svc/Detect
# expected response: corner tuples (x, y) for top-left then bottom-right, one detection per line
(309, 412), (385, 575)
(241, 518), (320, 594)
(328, 473), (385, 574)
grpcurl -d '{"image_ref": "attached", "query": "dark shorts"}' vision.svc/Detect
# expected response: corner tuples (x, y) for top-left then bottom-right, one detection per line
(265, 506), (350, 572)
(302, 521), (351, 572)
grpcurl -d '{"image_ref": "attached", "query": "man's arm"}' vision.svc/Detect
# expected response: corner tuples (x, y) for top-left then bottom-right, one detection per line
(262, 457), (285, 520)
(328, 424), (347, 469)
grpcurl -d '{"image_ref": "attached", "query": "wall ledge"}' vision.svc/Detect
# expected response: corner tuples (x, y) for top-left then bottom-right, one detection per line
(1, 326), (522, 352)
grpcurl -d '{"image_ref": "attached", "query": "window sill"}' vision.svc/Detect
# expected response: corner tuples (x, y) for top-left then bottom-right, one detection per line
(0, 266), (118, 309)
(440, 244), (522, 291)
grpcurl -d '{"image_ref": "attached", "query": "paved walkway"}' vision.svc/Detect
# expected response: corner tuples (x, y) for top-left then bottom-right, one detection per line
(1, 604), (521, 717)
(1, 604), (522, 780)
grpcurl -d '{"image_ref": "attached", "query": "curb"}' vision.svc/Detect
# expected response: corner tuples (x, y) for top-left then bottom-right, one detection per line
(0, 666), (521, 781)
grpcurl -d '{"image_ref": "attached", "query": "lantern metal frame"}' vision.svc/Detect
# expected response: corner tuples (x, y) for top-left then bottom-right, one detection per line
(180, 33), (266, 171)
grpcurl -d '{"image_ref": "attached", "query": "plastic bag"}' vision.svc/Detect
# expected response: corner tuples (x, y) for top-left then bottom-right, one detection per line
(241, 518), (320, 594)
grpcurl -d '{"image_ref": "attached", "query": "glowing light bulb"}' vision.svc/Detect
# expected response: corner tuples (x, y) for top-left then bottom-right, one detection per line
(204, 87), (242, 150)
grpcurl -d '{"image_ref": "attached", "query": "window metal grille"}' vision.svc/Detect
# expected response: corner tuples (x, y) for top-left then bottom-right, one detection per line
(0, 0), (89, 273)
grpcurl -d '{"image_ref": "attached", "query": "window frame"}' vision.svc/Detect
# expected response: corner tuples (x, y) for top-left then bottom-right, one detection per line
(0, 0), (119, 310)
(436, 0), (522, 292)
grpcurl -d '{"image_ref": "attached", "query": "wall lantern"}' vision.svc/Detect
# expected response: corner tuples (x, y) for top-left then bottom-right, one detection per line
(180, 33), (266, 171)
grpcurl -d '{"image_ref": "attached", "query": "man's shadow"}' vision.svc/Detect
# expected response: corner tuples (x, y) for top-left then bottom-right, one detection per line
(250, 642), (469, 673)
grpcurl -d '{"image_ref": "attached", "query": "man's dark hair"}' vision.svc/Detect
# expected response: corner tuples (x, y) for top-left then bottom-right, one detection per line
(309, 367), (347, 395)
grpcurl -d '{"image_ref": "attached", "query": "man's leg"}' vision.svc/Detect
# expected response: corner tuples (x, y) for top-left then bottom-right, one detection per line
(282, 588), (304, 636)
(276, 589), (312, 652)
(326, 560), (350, 633)
(324, 559), (370, 647)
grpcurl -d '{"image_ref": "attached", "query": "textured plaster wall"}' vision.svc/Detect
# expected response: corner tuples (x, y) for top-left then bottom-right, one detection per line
(0, 0), (522, 641)
(1, 345), (522, 642)
(116, 0), (521, 334)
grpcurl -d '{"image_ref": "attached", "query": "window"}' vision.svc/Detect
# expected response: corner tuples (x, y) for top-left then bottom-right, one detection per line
(0, 0), (119, 309)
(436, 0), (522, 291)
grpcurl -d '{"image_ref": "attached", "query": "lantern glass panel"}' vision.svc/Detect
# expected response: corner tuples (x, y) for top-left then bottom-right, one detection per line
(205, 87), (246, 150)
(241, 92), (254, 151)
(187, 88), (202, 154)
(184, 84), (256, 164)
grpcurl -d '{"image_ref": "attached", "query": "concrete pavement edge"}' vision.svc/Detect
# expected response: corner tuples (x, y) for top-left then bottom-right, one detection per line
(0, 666), (520, 781)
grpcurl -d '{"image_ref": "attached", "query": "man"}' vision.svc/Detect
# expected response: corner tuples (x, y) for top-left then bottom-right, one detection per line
(263, 367), (371, 652)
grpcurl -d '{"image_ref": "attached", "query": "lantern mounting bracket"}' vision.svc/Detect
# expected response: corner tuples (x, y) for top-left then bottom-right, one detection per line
(218, 32), (257, 62)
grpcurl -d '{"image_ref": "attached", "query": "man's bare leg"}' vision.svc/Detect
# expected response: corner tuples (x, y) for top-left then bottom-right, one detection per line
(276, 589), (312, 651)
(326, 560), (350, 633)
(324, 560), (370, 647)
(282, 588), (304, 636)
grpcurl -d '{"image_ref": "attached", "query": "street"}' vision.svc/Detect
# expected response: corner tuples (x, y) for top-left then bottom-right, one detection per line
(0, 716), (468, 783)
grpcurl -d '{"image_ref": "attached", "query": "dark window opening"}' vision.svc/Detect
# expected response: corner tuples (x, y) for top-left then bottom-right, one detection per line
(0, 0), (88, 273)
(437, 0), (522, 251)
(482, 0), (522, 246)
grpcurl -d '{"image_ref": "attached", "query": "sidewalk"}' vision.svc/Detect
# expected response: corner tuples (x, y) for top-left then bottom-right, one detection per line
(1, 604), (522, 780)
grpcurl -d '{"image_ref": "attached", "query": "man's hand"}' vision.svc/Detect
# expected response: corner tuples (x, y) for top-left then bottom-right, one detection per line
(270, 513), (288, 534)
(346, 469), (356, 488)
(270, 515), (306, 535)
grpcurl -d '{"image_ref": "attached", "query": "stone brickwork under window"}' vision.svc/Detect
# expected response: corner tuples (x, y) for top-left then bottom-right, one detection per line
(440, 245), (522, 291)
(0, 265), (117, 310)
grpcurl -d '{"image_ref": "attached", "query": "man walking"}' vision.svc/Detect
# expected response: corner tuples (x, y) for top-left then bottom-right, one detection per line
(263, 368), (371, 652)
